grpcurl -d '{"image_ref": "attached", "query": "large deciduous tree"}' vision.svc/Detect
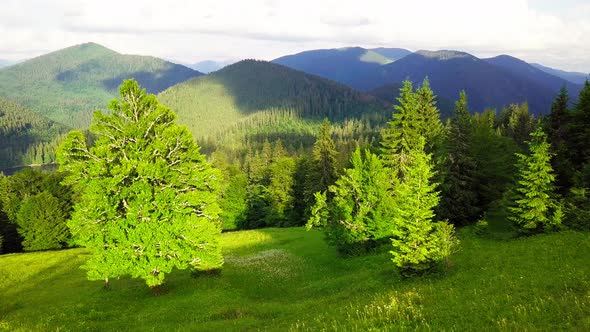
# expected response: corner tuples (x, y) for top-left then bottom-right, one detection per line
(57, 79), (223, 288)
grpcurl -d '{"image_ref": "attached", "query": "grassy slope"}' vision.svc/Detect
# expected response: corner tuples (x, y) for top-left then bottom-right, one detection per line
(1, 228), (589, 331)
(0, 42), (201, 128)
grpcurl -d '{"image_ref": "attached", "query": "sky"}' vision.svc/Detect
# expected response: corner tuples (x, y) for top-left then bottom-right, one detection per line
(1, 0), (589, 72)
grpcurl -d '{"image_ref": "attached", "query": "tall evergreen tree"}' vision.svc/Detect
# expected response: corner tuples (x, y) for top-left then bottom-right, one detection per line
(311, 119), (339, 195)
(381, 80), (443, 182)
(439, 91), (479, 226)
(545, 87), (573, 194)
(570, 80), (590, 186)
(390, 138), (457, 274)
(508, 126), (561, 234)
(57, 80), (223, 288)
(307, 148), (395, 254)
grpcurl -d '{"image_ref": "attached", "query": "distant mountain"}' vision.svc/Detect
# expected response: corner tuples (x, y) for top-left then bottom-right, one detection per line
(531, 63), (589, 85)
(0, 97), (69, 169)
(158, 59), (386, 148)
(272, 47), (411, 90)
(365, 50), (581, 114)
(0, 42), (202, 128)
(189, 60), (234, 74)
(484, 55), (581, 95)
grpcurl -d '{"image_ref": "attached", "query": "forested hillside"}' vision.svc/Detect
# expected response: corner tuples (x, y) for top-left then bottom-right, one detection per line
(0, 42), (202, 128)
(158, 59), (388, 157)
(0, 98), (68, 169)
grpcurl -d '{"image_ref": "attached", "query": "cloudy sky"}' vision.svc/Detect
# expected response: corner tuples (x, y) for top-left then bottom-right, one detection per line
(1, 0), (589, 72)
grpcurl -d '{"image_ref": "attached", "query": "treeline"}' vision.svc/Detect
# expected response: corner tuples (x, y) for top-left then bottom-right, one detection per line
(2, 78), (590, 286)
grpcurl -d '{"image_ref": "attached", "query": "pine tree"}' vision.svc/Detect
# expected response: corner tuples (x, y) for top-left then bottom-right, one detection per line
(381, 80), (444, 182)
(439, 91), (479, 225)
(16, 191), (69, 251)
(57, 80), (223, 288)
(545, 87), (573, 194)
(307, 148), (395, 254)
(390, 138), (457, 274)
(570, 80), (590, 185)
(311, 119), (339, 195)
(508, 126), (561, 234)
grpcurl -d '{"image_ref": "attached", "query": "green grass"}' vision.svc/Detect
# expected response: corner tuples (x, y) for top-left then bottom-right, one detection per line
(1, 228), (590, 331)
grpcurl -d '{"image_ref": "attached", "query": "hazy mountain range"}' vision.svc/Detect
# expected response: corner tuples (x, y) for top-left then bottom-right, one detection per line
(0, 42), (587, 168)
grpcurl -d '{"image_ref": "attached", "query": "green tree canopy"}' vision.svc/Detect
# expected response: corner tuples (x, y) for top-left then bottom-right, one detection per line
(390, 138), (457, 274)
(509, 126), (561, 234)
(57, 79), (223, 288)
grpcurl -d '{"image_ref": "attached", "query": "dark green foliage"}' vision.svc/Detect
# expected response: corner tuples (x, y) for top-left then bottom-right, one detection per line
(0, 98), (68, 169)
(381, 80), (444, 181)
(390, 139), (458, 274)
(545, 87), (573, 194)
(57, 79), (222, 287)
(158, 60), (387, 159)
(439, 92), (479, 225)
(569, 81), (590, 185)
(265, 157), (297, 226)
(0, 168), (73, 252)
(508, 126), (561, 234)
(470, 110), (520, 211)
(16, 191), (69, 251)
(310, 119), (339, 196)
(499, 102), (535, 147)
(563, 188), (590, 231)
(0, 42), (201, 128)
(307, 148), (395, 254)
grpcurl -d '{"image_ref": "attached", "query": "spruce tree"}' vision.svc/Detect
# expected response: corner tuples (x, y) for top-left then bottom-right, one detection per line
(381, 80), (444, 182)
(546, 87), (573, 194)
(311, 119), (339, 195)
(381, 80), (420, 180)
(439, 91), (479, 225)
(390, 138), (457, 274)
(307, 148), (395, 254)
(508, 126), (561, 234)
(57, 80), (223, 288)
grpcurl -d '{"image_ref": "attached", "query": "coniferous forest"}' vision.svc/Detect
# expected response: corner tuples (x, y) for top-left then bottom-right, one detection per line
(1, 21), (590, 330)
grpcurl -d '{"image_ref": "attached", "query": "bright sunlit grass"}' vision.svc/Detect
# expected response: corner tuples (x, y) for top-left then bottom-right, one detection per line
(1, 227), (589, 331)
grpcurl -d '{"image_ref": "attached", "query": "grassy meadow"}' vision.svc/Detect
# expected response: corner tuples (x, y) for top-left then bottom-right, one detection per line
(1, 227), (589, 331)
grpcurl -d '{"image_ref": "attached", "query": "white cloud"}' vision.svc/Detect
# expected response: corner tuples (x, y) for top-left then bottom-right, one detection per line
(0, 0), (588, 72)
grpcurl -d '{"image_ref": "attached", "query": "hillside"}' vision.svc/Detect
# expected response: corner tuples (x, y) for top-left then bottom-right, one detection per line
(272, 47), (411, 90)
(158, 60), (387, 152)
(531, 63), (589, 85)
(1, 227), (589, 331)
(485, 55), (581, 96)
(0, 97), (69, 169)
(372, 50), (574, 114)
(0, 42), (202, 128)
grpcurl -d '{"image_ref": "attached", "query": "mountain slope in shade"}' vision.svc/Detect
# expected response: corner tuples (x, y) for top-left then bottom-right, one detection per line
(272, 47), (411, 90)
(531, 63), (589, 85)
(372, 50), (580, 114)
(0, 97), (69, 169)
(158, 59), (385, 141)
(0, 42), (202, 128)
(485, 55), (581, 95)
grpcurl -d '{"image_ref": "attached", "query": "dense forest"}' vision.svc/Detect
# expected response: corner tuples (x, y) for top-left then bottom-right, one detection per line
(0, 97), (68, 169)
(2, 78), (589, 264)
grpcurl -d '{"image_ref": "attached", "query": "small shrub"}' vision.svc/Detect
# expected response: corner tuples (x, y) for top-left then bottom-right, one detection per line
(474, 219), (489, 237)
